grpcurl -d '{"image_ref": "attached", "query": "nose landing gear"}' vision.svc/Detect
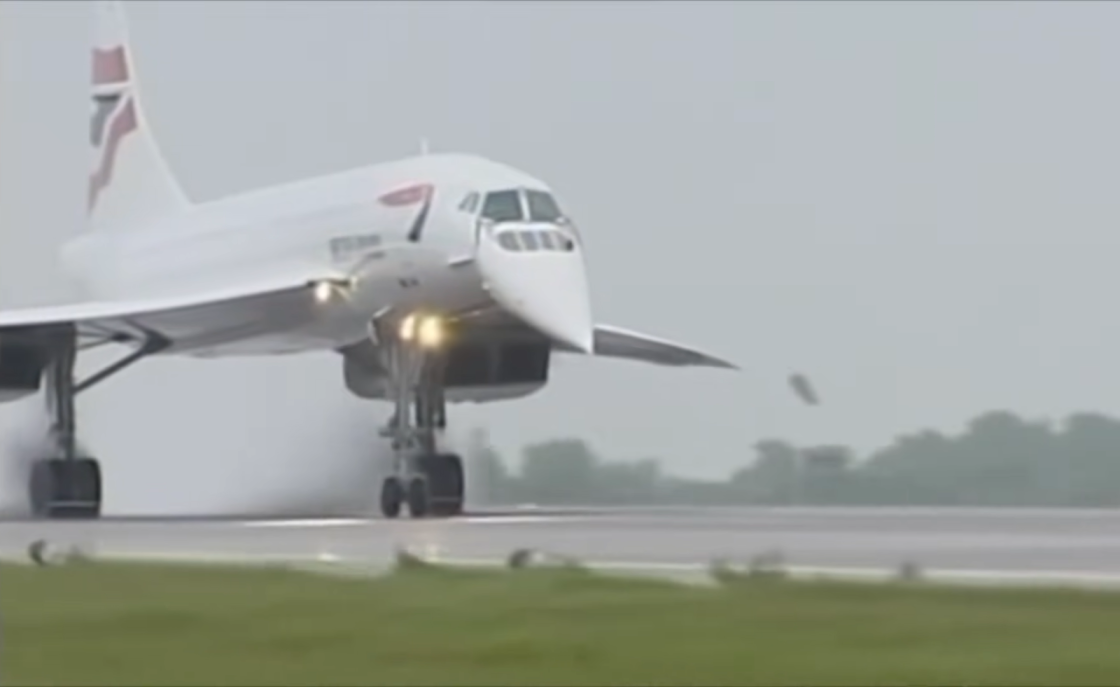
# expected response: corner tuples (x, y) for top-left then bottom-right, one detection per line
(373, 313), (465, 519)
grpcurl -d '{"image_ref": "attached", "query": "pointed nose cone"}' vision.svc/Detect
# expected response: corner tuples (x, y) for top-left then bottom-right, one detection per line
(478, 233), (594, 353)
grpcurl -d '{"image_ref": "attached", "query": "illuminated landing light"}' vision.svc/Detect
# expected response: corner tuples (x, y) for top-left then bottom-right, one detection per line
(399, 313), (445, 349)
(313, 281), (334, 303)
(417, 315), (444, 349)
(399, 314), (417, 341)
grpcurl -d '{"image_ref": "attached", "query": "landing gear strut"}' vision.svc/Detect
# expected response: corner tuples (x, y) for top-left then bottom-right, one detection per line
(374, 313), (465, 519)
(28, 330), (162, 519)
(30, 335), (100, 519)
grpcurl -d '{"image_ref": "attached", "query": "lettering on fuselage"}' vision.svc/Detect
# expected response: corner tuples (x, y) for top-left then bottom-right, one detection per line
(329, 233), (383, 263)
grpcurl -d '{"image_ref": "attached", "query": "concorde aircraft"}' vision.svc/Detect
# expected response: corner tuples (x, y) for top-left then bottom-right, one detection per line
(0, 0), (736, 520)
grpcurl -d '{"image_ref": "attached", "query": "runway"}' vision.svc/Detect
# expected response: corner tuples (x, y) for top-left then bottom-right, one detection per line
(5, 506), (1120, 581)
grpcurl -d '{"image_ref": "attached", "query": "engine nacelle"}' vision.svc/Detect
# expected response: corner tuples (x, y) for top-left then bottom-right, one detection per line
(0, 336), (53, 404)
(342, 333), (552, 404)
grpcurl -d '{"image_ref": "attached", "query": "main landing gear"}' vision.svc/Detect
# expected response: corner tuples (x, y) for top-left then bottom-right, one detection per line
(28, 331), (162, 519)
(373, 313), (465, 519)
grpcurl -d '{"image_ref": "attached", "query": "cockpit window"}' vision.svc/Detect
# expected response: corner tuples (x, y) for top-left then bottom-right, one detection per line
(481, 190), (523, 223)
(526, 189), (563, 223)
(458, 192), (480, 213)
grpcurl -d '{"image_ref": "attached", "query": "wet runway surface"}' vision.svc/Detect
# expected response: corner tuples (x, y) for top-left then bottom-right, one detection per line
(3, 506), (1120, 575)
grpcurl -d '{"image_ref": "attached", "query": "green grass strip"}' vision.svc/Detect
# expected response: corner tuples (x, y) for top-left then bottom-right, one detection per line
(4, 561), (1120, 686)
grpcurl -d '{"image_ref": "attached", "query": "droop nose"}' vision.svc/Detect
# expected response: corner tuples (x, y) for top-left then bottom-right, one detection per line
(477, 227), (594, 354)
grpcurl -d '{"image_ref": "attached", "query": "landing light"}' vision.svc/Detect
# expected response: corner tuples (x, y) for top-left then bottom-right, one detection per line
(417, 316), (444, 349)
(399, 314), (417, 341)
(399, 313), (444, 348)
(313, 281), (334, 303)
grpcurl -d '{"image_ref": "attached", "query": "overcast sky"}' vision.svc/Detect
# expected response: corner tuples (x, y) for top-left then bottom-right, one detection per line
(2, 0), (1120, 514)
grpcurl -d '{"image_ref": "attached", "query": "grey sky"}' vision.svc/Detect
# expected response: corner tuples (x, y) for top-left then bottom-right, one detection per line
(2, 0), (1120, 514)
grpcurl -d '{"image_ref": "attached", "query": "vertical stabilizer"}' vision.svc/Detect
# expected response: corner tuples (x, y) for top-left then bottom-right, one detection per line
(89, 0), (189, 231)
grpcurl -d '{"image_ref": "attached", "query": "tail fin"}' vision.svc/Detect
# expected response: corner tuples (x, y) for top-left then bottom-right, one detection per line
(89, 0), (189, 231)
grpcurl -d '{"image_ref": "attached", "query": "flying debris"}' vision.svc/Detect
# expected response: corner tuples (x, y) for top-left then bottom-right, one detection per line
(789, 373), (819, 406)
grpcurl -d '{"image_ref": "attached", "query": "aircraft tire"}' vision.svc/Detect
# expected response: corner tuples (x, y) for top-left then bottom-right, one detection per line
(29, 457), (102, 520)
(380, 476), (403, 519)
(407, 475), (430, 518)
(420, 453), (464, 517)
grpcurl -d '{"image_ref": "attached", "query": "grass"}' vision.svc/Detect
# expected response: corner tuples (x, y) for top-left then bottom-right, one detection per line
(4, 560), (1120, 686)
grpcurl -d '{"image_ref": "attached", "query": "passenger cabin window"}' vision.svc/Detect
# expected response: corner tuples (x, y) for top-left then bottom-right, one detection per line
(526, 189), (564, 223)
(481, 190), (523, 223)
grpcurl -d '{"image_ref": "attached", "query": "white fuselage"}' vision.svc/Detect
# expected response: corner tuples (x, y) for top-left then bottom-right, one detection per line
(59, 153), (594, 358)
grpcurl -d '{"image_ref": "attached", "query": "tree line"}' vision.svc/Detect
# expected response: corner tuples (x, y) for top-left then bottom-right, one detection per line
(465, 410), (1120, 507)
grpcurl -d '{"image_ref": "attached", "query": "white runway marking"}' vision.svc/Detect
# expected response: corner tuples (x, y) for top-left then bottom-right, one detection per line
(457, 516), (578, 525)
(238, 519), (371, 528)
(238, 515), (577, 528)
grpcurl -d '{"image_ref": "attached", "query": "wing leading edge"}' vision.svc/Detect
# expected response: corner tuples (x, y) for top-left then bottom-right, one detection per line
(0, 280), (736, 366)
(0, 273), (348, 356)
(554, 323), (738, 370)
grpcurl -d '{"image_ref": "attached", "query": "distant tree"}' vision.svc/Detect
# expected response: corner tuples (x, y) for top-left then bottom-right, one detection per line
(518, 438), (599, 504)
(489, 407), (1120, 508)
(862, 429), (958, 504)
(1056, 412), (1120, 506)
(730, 439), (799, 504)
(798, 445), (856, 504)
(952, 411), (1056, 505)
(597, 457), (662, 504)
